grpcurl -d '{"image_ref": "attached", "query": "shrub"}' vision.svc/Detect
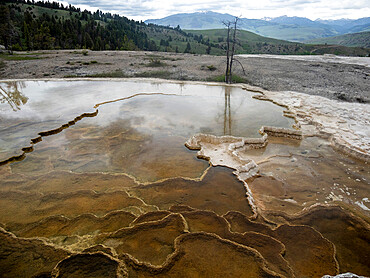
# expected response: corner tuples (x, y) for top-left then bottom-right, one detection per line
(209, 74), (248, 84)
(207, 65), (216, 71)
(146, 58), (166, 67)
(86, 70), (128, 78)
(0, 60), (6, 71)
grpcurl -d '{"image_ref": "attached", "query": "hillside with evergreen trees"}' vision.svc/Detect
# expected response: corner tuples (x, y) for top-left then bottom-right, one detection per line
(1, 0), (159, 51)
(0, 0), (224, 54)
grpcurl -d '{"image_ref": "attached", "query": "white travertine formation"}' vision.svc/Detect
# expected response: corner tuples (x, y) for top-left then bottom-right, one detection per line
(250, 87), (370, 162)
(260, 126), (302, 140)
(322, 273), (367, 278)
(185, 127), (302, 216)
(237, 54), (370, 68)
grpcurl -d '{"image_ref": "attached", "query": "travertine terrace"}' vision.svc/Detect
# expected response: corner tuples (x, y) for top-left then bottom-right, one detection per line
(0, 54), (369, 277)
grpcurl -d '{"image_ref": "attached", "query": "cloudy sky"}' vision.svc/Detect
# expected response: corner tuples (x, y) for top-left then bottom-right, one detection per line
(57, 0), (370, 21)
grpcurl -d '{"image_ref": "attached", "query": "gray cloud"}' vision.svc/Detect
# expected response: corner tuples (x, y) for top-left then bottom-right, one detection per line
(59, 0), (370, 20)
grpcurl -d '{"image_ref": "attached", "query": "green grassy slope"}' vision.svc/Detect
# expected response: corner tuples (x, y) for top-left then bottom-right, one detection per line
(255, 25), (338, 42)
(187, 29), (305, 54)
(143, 26), (223, 55)
(186, 29), (370, 56)
(305, 32), (370, 48)
(14, 3), (77, 18)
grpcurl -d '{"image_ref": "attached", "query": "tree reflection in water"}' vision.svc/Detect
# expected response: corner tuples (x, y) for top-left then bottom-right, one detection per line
(0, 81), (28, 111)
(224, 86), (231, 135)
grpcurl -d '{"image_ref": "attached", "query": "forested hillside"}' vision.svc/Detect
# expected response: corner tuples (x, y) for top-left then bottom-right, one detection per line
(0, 0), (159, 51)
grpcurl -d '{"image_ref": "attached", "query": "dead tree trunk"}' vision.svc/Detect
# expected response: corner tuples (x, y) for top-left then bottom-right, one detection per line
(223, 21), (231, 83)
(228, 18), (238, 84)
(223, 17), (239, 84)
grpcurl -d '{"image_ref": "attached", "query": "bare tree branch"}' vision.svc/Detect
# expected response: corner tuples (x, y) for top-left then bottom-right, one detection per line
(232, 58), (246, 76)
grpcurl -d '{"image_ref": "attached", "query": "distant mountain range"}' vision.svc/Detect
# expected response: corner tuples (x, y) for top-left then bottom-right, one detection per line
(145, 12), (370, 42)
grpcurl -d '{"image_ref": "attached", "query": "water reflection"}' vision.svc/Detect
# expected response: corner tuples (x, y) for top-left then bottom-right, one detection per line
(0, 81), (294, 180)
(0, 82), (28, 111)
(224, 86), (231, 135)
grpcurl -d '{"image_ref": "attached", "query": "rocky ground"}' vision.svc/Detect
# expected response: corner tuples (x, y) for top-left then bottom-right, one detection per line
(1, 50), (369, 103)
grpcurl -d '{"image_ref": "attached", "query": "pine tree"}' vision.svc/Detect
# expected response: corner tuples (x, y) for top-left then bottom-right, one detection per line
(0, 5), (13, 51)
(23, 22), (31, 50)
(206, 45), (211, 54)
(184, 42), (191, 53)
